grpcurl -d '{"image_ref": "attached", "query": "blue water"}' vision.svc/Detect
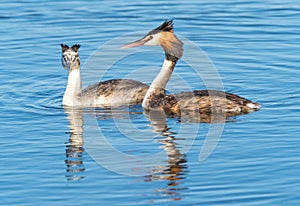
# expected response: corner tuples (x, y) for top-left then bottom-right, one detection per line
(1, 0), (300, 205)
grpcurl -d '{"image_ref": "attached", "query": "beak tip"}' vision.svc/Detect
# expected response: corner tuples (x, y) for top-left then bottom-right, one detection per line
(121, 44), (135, 49)
(120, 45), (128, 49)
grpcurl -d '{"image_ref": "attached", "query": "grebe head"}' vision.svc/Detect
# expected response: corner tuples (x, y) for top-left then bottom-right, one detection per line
(122, 20), (183, 60)
(61, 44), (81, 70)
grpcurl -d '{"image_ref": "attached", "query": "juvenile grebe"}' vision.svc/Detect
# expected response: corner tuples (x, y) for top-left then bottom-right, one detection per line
(61, 44), (149, 107)
(122, 20), (261, 117)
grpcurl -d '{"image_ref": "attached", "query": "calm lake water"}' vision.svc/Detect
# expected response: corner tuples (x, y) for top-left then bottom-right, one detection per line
(1, 0), (300, 205)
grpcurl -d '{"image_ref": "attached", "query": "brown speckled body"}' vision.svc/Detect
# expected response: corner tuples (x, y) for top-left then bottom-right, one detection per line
(141, 56), (260, 117)
(145, 89), (260, 118)
(80, 79), (149, 107)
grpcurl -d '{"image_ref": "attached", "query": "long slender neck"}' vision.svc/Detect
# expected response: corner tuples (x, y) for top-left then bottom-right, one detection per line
(63, 66), (82, 106)
(142, 57), (177, 109)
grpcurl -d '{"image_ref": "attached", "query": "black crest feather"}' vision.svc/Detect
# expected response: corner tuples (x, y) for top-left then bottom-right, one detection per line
(71, 44), (81, 52)
(148, 20), (174, 35)
(61, 44), (69, 52)
(155, 20), (173, 31)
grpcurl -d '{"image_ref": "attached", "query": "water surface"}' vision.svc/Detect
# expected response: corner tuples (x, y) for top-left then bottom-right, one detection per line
(1, 0), (300, 205)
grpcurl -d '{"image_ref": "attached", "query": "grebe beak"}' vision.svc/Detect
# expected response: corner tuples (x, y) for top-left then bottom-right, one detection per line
(65, 63), (71, 69)
(121, 37), (147, 48)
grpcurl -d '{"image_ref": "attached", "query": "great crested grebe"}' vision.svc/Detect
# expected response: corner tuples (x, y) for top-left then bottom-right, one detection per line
(122, 20), (261, 117)
(61, 44), (149, 107)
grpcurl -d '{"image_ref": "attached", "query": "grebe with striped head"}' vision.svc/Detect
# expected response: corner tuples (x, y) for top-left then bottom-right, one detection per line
(61, 44), (149, 107)
(122, 20), (261, 117)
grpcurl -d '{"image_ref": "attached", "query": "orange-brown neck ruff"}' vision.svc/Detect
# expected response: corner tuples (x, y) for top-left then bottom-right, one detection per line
(159, 32), (183, 62)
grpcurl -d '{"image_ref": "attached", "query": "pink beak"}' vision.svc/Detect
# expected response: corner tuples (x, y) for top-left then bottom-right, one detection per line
(121, 38), (146, 48)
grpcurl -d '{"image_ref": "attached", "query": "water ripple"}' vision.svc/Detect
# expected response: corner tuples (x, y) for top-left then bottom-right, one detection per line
(1, 0), (300, 205)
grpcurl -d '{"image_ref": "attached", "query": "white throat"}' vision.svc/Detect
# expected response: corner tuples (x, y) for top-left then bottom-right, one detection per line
(63, 68), (82, 106)
(142, 59), (175, 108)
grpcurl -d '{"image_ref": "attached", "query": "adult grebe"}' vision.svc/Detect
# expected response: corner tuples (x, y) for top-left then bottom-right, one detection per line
(61, 44), (149, 107)
(122, 20), (261, 117)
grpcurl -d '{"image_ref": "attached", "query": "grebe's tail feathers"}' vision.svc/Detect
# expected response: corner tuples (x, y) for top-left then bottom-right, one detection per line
(246, 102), (261, 111)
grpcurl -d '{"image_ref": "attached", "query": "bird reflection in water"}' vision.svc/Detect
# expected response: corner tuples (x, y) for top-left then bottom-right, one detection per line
(144, 110), (188, 201)
(64, 107), (85, 181)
